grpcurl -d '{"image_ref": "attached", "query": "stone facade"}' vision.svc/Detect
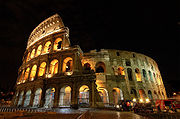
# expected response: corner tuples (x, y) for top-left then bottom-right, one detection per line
(12, 14), (167, 108)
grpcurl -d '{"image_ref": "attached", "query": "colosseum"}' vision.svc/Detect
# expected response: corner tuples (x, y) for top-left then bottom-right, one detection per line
(12, 14), (167, 108)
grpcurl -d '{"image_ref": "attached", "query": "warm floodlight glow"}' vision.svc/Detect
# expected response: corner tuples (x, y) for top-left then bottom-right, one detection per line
(173, 92), (177, 95)
(116, 105), (120, 108)
(51, 88), (55, 92)
(145, 98), (150, 103)
(139, 99), (143, 103)
(133, 98), (136, 102)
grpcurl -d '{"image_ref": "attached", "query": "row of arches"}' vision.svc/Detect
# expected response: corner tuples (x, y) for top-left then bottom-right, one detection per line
(83, 61), (162, 85)
(15, 86), (123, 108)
(130, 88), (165, 101)
(17, 57), (73, 84)
(127, 68), (162, 84)
(15, 86), (165, 108)
(15, 85), (90, 108)
(26, 38), (64, 62)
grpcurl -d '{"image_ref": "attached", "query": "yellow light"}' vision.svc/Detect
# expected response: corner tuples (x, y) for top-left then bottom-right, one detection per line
(51, 88), (55, 92)
(65, 72), (73, 76)
(116, 105), (120, 108)
(146, 98), (150, 103)
(133, 98), (136, 102)
(139, 99), (143, 103)
(46, 74), (52, 78)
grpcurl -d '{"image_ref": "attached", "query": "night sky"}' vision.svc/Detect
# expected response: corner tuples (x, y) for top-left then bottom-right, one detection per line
(0, 1), (179, 96)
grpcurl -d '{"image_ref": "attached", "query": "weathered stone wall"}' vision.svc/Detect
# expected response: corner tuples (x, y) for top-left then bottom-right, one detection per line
(13, 14), (167, 109)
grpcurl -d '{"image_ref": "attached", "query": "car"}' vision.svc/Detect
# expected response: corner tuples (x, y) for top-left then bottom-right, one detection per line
(133, 102), (154, 113)
(155, 99), (180, 112)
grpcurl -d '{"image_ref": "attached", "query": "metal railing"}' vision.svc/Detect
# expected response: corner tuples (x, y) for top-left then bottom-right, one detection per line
(0, 106), (56, 113)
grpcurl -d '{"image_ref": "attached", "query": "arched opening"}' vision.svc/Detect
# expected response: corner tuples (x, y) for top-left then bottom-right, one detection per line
(95, 62), (106, 73)
(112, 67), (117, 75)
(14, 92), (19, 105)
(148, 90), (153, 100)
(125, 59), (131, 66)
(54, 38), (62, 51)
(142, 69), (148, 81)
(17, 91), (24, 106)
(112, 88), (124, 105)
(118, 67), (125, 75)
(49, 59), (58, 77)
(17, 70), (25, 84)
(139, 89), (146, 102)
(26, 52), (30, 62)
(33, 88), (42, 107)
(43, 41), (51, 54)
(131, 89), (137, 99)
(36, 45), (42, 56)
(59, 86), (71, 107)
(44, 88), (55, 108)
(84, 63), (91, 71)
(38, 62), (46, 77)
(154, 91), (159, 100)
(98, 88), (109, 105)
(153, 73), (156, 83)
(162, 92), (165, 99)
(135, 68), (142, 81)
(24, 68), (30, 82)
(127, 68), (133, 81)
(148, 71), (153, 82)
(30, 65), (37, 81)
(30, 49), (36, 59)
(24, 90), (31, 107)
(157, 74), (161, 85)
(63, 57), (73, 75)
(158, 91), (162, 99)
(78, 85), (89, 107)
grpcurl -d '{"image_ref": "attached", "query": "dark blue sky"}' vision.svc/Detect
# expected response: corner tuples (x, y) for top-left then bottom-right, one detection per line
(0, 0), (179, 95)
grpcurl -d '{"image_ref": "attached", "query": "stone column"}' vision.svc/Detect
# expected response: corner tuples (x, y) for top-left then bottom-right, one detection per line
(89, 83), (92, 107)
(45, 59), (50, 78)
(107, 85), (114, 105)
(72, 52), (83, 74)
(58, 55), (62, 75)
(29, 88), (35, 107)
(13, 91), (19, 107)
(40, 81), (47, 107)
(27, 67), (31, 82)
(34, 63), (40, 80)
(53, 87), (60, 107)
(21, 90), (27, 107)
(91, 81), (95, 107)
(50, 38), (55, 53)
(71, 81), (78, 107)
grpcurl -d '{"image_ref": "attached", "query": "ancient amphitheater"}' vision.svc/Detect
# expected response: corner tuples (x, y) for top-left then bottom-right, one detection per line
(12, 14), (167, 108)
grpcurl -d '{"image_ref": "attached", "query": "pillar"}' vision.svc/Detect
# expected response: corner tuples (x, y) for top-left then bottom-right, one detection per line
(53, 87), (60, 107)
(91, 81), (95, 107)
(40, 82), (47, 107)
(71, 81), (78, 107)
(29, 88), (35, 107)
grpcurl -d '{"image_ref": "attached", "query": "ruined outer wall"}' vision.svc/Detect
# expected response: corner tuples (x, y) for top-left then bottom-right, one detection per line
(82, 49), (167, 102)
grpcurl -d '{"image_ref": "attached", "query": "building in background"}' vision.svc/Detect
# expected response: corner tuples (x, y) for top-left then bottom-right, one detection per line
(12, 14), (167, 108)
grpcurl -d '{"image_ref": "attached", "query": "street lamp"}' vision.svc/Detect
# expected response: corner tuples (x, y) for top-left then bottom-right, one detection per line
(145, 98), (150, 103)
(133, 98), (136, 102)
(139, 99), (143, 103)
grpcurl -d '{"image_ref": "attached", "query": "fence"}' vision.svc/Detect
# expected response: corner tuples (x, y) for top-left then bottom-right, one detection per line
(0, 106), (56, 113)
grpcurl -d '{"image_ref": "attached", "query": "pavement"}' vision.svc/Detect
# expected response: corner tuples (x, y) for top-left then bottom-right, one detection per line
(89, 110), (149, 119)
(0, 108), (150, 119)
